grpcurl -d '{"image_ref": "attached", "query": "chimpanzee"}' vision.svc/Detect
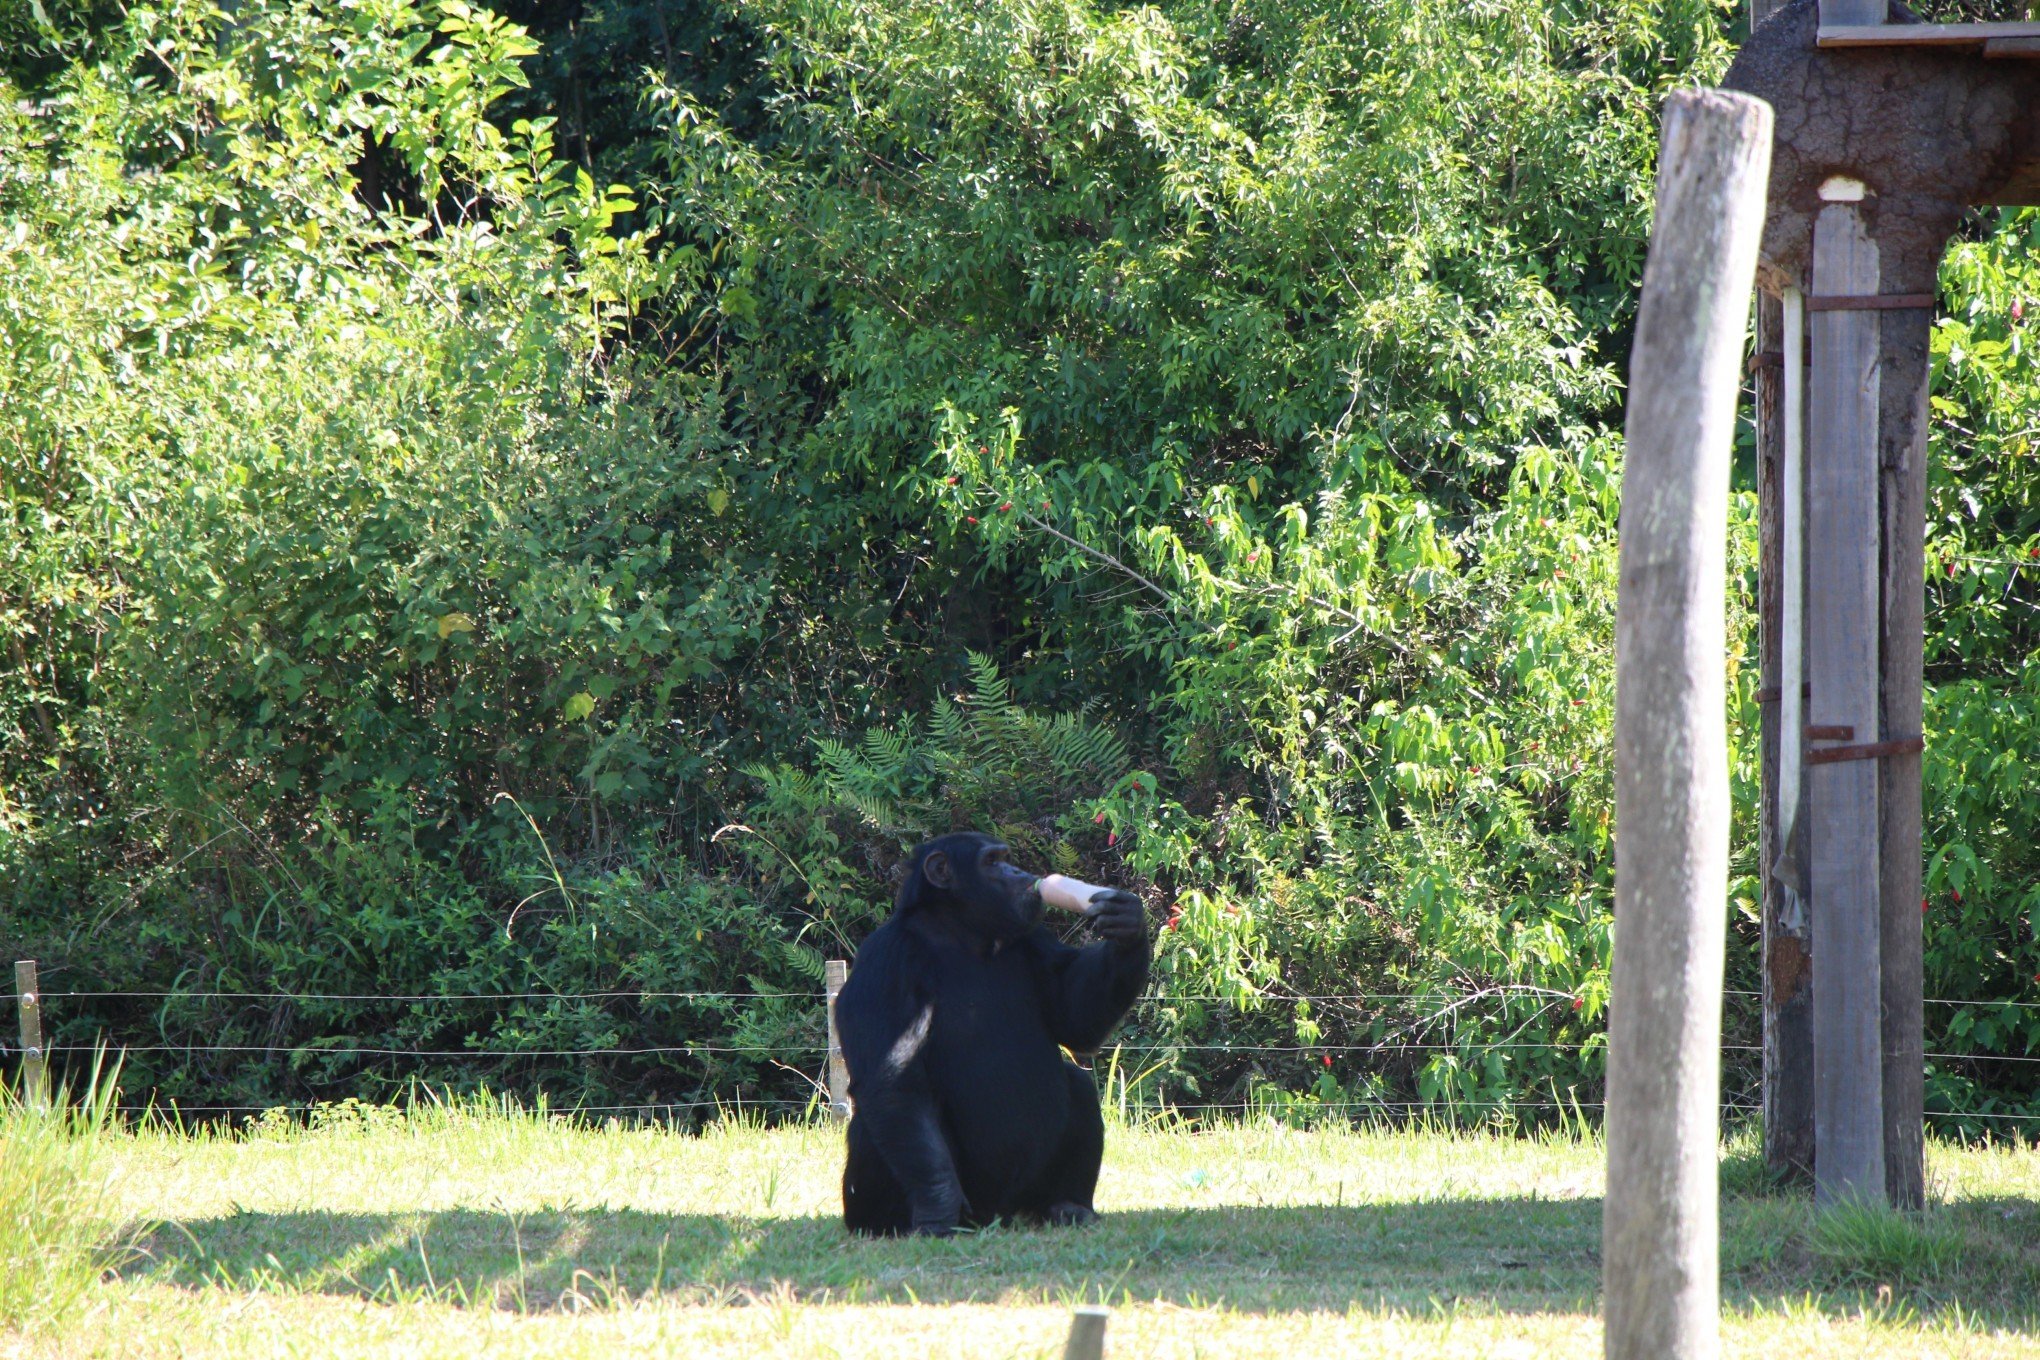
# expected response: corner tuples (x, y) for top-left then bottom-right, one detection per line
(836, 832), (1149, 1236)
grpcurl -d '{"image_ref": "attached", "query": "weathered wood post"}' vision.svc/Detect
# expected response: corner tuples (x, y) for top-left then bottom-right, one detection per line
(1061, 1305), (1109, 1360)
(1805, 187), (1888, 1206)
(824, 959), (852, 1119)
(1751, 0), (1818, 1190)
(15, 960), (48, 1112)
(1606, 88), (1771, 1360)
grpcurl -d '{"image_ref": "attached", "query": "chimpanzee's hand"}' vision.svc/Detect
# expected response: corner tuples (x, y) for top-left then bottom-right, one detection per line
(1089, 889), (1148, 948)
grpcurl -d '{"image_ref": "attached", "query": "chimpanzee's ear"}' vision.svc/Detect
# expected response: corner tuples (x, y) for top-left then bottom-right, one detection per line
(894, 845), (950, 913)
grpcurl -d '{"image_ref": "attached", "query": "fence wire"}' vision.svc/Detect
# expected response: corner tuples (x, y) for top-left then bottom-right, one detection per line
(12, 981), (2039, 1128)
(37, 986), (2040, 1010)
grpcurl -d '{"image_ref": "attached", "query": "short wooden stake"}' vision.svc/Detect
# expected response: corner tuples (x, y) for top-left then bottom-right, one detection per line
(1606, 88), (1771, 1360)
(15, 959), (48, 1111)
(1061, 1305), (1109, 1360)
(824, 959), (851, 1119)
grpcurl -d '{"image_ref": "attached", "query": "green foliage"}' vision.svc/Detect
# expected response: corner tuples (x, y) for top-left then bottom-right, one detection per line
(1912, 210), (2040, 1130)
(737, 652), (1150, 958)
(2, 0), (2033, 1129)
(0, 0), (812, 1113)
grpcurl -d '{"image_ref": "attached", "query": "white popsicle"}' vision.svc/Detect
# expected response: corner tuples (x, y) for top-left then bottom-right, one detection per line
(1038, 873), (1112, 915)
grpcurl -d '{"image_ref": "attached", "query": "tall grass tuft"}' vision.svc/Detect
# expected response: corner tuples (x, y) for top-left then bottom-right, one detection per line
(0, 1052), (128, 1336)
(1808, 1200), (1967, 1287)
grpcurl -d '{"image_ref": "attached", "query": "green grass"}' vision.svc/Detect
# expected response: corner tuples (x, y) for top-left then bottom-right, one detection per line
(7, 1099), (2040, 1357)
(0, 1056), (129, 1338)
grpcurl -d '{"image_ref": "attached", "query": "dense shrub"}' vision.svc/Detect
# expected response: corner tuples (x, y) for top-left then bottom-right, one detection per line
(1, 0), (2034, 1129)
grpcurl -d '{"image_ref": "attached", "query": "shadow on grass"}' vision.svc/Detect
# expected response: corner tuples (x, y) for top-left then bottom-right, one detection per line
(124, 1193), (2040, 1327)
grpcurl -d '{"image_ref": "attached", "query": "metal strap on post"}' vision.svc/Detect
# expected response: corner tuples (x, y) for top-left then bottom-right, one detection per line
(1806, 293), (1935, 311)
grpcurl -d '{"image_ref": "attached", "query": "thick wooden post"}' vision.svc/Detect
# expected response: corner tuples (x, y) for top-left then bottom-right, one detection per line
(1607, 88), (1770, 1360)
(1806, 195), (1886, 1206)
(825, 959), (851, 1120)
(15, 960), (47, 1111)
(1752, 0), (1817, 1188)
(1877, 300), (1931, 1210)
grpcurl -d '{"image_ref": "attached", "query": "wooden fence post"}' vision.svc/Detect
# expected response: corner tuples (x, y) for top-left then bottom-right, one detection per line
(1876, 292), (1932, 1213)
(1607, 87), (1771, 1360)
(1806, 190), (1887, 1207)
(15, 960), (48, 1112)
(825, 959), (851, 1120)
(1061, 1305), (1109, 1360)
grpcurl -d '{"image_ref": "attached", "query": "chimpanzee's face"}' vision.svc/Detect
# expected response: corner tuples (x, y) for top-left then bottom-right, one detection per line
(919, 833), (1042, 942)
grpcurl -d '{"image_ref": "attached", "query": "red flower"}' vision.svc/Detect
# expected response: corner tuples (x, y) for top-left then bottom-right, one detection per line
(1247, 552), (1260, 563)
(999, 502), (1012, 513)
(1952, 889), (1963, 903)
(1572, 997), (1584, 1012)
(1094, 811), (1106, 824)
(1922, 898), (1930, 915)
(2016, 299), (2026, 322)
(1322, 1054), (1334, 1069)
(946, 475), (959, 485)
(1107, 832), (1118, 847)
(966, 516), (979, 525)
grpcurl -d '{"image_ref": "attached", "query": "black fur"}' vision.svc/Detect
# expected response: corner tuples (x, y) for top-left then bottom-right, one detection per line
(836, 832), (1149, 1236)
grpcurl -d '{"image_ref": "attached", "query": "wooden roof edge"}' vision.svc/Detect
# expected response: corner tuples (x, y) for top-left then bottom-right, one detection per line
(1819, 20), (2040, 51)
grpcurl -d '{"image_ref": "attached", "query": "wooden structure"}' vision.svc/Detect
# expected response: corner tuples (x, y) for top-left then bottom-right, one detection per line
(1732, 0), (2040, 1206)
(824, 958), (852, 1119)
(1605, 89), (1772, 1360)
(14, 960), (48, 1111)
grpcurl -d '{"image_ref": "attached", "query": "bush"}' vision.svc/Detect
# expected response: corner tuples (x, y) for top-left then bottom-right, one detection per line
(2, 0), (2035, 1130)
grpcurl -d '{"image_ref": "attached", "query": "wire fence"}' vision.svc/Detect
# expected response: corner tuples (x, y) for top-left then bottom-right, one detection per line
(35, 986), (2040, 1009)
(11, 980), (2039, 1127)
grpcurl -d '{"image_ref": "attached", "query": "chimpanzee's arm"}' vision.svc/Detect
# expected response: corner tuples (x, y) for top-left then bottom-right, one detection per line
(1024, 891), (1150, 1052)
(836, 931), (969, 1234)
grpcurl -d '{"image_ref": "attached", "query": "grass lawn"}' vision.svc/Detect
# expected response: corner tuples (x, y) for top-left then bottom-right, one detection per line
(8, 1102), (2040, 1358)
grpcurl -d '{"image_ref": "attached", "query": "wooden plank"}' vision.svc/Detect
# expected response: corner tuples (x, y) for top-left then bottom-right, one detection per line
(1983, 35), (2040, 56)
(1763, 285), (1816, 1182)
(1819, 19), (2040, 46)
(1878, 301), (1931, 1211)
(1806, 201), (1886, 1207)
(1607, 88), (1770, 1360)
(825, 959), (852, 1119)
(15, 960), (47, 1111)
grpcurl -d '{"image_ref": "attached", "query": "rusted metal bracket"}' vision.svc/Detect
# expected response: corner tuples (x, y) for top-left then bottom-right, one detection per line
(1806, 293), (1936, 311)
(1805, 736), (1924, 765)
